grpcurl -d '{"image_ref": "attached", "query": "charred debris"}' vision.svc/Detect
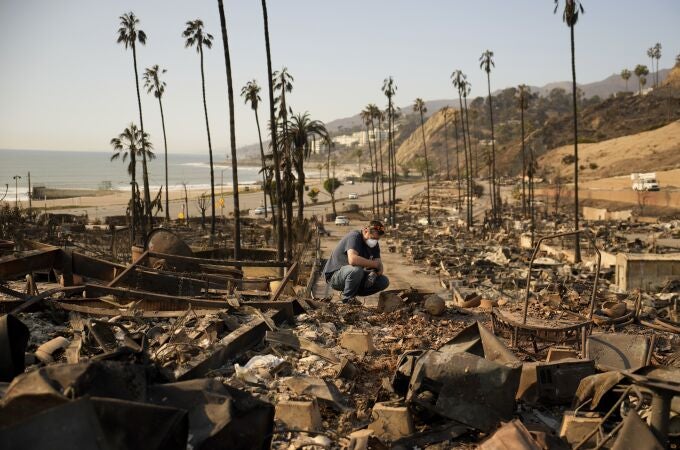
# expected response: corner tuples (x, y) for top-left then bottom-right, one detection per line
(1, 194), (679, 449)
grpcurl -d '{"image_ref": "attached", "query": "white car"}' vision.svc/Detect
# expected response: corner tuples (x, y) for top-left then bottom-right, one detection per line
(348, 193), (358, 199)
(252, 206), (266, 215)
(334, 216), (350, 226)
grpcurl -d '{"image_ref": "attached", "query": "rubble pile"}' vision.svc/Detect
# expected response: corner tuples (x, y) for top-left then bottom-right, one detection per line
(0, 196), (679, 448)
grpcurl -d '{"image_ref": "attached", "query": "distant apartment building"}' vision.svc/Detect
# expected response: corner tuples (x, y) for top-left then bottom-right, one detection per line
(309, 138), (329, 154)
(332, 129), (389, 148)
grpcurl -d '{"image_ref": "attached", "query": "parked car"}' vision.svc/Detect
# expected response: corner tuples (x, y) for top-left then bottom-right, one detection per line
(334, 215), (350, 226)
(251, 205), (276, 216)
(348, 192), (358, 199)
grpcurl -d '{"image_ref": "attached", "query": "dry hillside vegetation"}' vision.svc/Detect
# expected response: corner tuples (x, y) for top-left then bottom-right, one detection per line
(392, 65), (680, 178)
(538, 120), (680, 180)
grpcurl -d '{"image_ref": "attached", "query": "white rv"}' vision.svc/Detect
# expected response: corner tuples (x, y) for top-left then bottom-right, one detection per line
(631, 173), (660, 191)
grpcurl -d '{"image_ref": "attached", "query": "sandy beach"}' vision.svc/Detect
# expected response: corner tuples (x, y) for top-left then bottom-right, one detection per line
(9, 163), (389, 220)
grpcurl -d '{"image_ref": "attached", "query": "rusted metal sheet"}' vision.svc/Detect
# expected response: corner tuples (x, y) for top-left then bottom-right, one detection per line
(478, 419), (544, 450)
(611, 409), (664, 450)
(146, 378), (274, 450)
(536, 359), (596, 404)
(401, 323), (522, 433)
(586, 333), (653, 371)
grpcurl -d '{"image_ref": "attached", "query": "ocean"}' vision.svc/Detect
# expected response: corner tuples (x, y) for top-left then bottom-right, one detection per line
(0, 149), (262, 201)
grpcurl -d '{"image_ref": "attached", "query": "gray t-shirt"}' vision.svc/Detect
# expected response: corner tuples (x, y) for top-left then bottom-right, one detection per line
(323, 230), (381, 277)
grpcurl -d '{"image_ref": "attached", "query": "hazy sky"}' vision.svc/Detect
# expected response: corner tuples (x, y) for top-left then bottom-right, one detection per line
(0, 0), (678, 155)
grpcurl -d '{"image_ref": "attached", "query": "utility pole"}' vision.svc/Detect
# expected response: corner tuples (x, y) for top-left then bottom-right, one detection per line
(12, 175), (21, 206)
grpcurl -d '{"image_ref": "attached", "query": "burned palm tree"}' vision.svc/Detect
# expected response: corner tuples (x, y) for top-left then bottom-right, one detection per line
(451, 70), (473, 229)
(241, 80), (269, 219)
(413, 98), (431, 225)
(382, 76), (397, 225)
(283, 112), (328, 220)
(143, 65), (170, 222)
(117, 12), (152, 235)
(479, 49), (498, 221)
(360, 106), (377, 214)
(517, 84), (531, 218)
(183, 19), (217, 237)
(260, 0), (284, 262)
(110, 123), (154, 241)
(554, 0), (585, 262)
(216, 0), (241, 257)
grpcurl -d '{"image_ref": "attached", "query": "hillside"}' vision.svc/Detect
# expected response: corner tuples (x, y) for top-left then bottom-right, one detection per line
(322, 68), (671, 135)
(537, 120), (680, 181)
(498, 84), (680, 175)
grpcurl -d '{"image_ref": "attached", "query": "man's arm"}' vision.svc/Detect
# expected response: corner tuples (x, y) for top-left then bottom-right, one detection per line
(347, 249), (383, 274)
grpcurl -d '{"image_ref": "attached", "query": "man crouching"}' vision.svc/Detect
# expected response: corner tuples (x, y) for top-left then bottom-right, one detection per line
(323, 220), (390, 304)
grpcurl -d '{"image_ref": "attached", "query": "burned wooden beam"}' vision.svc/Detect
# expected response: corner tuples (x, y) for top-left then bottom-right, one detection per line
(83, 284), (226, 310)
(107, 251), (149, 287)
(0, 248), (61, 281)
(10, 286), (85, 315)
(148, 251), (289, 268)
(270, 261), (298, 301)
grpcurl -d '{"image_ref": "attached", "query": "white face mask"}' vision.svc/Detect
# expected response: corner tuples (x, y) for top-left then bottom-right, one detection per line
(366, 238), (378, 248)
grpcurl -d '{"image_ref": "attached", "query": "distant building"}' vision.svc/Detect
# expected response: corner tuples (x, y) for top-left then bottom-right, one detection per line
(615, 252), (680, 291)
(333, 129), (388, 148)
(309, 138), (325, 154)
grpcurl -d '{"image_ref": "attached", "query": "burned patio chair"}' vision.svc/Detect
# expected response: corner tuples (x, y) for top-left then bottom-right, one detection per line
(491, 230), (601, 354)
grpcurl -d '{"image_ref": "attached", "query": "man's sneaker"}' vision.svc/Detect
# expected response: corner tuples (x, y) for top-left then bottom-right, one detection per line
(341, 296), (361, 306)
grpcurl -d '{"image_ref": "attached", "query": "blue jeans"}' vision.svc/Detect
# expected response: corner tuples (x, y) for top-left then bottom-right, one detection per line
(329, 265), (390, 301)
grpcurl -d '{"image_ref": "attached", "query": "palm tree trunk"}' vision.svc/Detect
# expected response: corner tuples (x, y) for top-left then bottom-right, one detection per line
(296, 153), (305, 220)
(378, 118), (386, 216)
(457, 96), (470, 228)
(570, 24), (581, 263)
(521, 101), (527, 217)
(370, 119), (379, 215)
(386, 108), (393, 221)
(529, 146), (535, 245)
(280, 89), (293, 261)
(463, 93), (474, 227)
(370, 121), (377, 215)
(261, 0), (284, 263)
(486, 72), (497, 221)
(217, 0), (241, 257)
(444, 113), (450, 180)
(254, 109), (268, 218)
(454, 114), (462, 211)
(129, 175), (136, 244)
(366, 126), (375, 214)
(390, 105), (397, 225)
(420, 111), (431, 224)
(132, 43), (152, 235)
(158, 98), (170, 222)
(327, 144), (336, 216)
(199, 46), (217, 238)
